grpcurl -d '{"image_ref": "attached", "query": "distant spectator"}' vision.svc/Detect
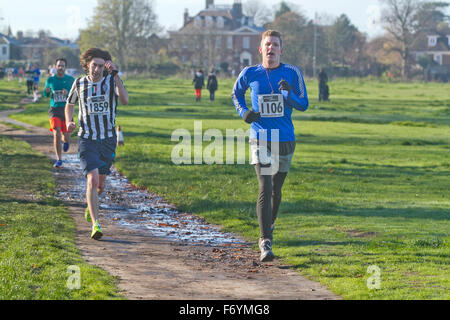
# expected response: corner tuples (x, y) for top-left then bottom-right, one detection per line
(25, 67), (34, 94)
(18, 67), (24, 83)
(318, 68), (329, 101)
(33, 67), (41, 103)
(207, 69), (218, 102)
(192, 69), (204, 102)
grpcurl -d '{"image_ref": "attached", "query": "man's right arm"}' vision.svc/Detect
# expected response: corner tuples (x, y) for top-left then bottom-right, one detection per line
(232, 69), (261, 124)
(65, 80), (78, 133)
(43, 78), (51, 97)
(65, 103), (76, 133)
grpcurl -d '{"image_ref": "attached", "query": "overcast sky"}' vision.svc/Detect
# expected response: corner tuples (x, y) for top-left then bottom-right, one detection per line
(1, 0), (449, 40)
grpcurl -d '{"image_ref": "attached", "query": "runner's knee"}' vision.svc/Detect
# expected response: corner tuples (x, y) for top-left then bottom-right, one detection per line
(87, 173), (99, 189)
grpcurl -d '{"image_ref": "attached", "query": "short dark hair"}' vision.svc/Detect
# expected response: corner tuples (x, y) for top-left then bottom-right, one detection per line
(55, 58), (67, 66)
(261, 30), (283, 47)
(80, 48), (112, 74)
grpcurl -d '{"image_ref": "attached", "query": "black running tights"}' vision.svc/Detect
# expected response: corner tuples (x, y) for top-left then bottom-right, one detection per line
(254, 164), (288, 240)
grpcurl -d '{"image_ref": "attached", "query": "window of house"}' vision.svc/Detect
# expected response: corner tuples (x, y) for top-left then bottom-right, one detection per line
(434, 54), (442, 65)
(215, 36), (222, 49)
(227, 36), (233, 49)
(205, 16), (213, 28)
(428, 36), (437, 47)
(194, 16), (202, 27)
(243, 37), (250, 49)
(2, 47), (6, 55)
(217, 16), (224, 28)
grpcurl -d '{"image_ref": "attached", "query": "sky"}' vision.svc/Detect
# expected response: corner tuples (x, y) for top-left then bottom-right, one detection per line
(0, 0), (449, 41)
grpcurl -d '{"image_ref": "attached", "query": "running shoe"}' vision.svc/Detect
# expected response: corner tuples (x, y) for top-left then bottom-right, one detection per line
(63, 142), (69, 152)
(259, 238), (275, 262)
(53, 160), (63, 168)
(91, 220), (103, 240)
(85, 207), (92, 222)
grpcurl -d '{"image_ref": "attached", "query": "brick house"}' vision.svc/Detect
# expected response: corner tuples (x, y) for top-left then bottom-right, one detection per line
(168, 0), (265, 75)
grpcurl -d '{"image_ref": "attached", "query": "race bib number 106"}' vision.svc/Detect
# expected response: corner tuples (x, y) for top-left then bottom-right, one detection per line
(258, 94), (284, 118)
(87, 96), (109, 115)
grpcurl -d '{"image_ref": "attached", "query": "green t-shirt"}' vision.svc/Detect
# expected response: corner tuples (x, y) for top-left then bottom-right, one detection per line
(43, 74), (75, 108)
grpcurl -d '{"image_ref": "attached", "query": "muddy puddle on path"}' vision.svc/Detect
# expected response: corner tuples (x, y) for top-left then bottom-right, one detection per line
(55, 154), (245, 247)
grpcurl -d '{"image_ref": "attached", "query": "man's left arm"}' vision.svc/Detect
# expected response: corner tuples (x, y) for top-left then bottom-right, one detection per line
(114, 75), (129, 105)
(105, 61), (129, 105)
(279, 67), (308, 112)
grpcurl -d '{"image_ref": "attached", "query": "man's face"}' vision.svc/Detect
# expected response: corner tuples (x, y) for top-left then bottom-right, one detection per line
(88, 58), (106, 81)
(259, 36), (283, 66)
(55, 60), (66, 77)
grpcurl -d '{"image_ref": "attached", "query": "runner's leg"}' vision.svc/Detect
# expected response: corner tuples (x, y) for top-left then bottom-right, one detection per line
(86, 169), (100, 223)
(53, 128), (62, 160)
(62, 131), (70, 144)
(254, 164), (273, 240)
(98, 174), (107, 195)
(271, 171), (288, 226)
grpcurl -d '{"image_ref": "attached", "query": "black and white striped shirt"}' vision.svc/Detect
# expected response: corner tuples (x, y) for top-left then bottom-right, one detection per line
(67, 75), (118, 140)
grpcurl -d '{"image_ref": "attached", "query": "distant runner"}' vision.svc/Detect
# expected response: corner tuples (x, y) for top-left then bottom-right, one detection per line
(33, 66), (41, 103)
(193, 69), (204, 102)
(65, 48), (129, 240)
(231, 30), (309, 262)
(43, 58), (75, 168)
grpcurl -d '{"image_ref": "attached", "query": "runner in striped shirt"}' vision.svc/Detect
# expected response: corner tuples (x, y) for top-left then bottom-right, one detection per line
(65, 48), (129, 240)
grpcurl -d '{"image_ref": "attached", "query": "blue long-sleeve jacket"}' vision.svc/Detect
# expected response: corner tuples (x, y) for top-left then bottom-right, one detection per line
(231, 63), (308, 142)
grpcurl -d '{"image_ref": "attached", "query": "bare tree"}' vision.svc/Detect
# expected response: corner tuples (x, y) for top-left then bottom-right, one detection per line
(79, 0), (161, 71)
(380, 0), (422, 80)
(243, 0), (272, 26)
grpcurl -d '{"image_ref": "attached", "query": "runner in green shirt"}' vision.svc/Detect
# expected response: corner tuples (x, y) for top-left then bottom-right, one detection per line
(43, 58), (75, 168)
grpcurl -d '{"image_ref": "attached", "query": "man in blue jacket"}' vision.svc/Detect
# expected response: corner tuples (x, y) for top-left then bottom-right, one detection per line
(231, 30), (309, 262)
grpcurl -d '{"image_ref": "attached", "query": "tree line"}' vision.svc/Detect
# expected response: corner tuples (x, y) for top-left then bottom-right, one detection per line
(77, 0), (449, 80)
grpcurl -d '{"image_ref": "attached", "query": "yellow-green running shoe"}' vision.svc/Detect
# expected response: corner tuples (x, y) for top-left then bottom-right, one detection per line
(91, 221), (103, 240)
(85, 207), (92, 222)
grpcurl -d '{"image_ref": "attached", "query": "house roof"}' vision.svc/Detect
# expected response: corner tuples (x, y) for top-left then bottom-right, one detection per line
(177, 4), (264, 34)
(198, 9), (233, 19)
(412, 34), (450, 53)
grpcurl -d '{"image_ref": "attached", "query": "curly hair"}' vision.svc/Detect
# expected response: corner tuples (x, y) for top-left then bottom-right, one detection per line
(80, 48), (112, 75)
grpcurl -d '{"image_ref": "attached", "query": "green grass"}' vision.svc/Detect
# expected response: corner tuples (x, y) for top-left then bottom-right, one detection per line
(9, 76), (450, 300)
(0, 134), (123, 300)
(0, 79), (27, 111)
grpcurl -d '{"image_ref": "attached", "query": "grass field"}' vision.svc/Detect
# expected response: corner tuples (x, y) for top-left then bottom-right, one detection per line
(7, 76), (450, 300)
(0, 79), (27, 111)
(0, 81), (123, 300)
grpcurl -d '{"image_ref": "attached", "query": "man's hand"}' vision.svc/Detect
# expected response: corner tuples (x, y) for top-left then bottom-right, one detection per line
(278, 80), (291, 92)
(67, 121), (76, 134)
(243, 110), (261, 124)
(45, 87), (51, 94)
(105, 60), (119, 76)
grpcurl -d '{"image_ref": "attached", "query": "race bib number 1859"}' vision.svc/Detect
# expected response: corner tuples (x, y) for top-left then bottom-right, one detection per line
(258, 94), (284, 118)
(87, 96), (109, 115)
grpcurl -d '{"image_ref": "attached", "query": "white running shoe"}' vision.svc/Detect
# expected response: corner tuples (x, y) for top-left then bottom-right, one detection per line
(259, 238), (275, 262)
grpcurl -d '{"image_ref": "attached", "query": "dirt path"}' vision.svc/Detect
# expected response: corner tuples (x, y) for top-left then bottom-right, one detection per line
(0, 105), (340, 300)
